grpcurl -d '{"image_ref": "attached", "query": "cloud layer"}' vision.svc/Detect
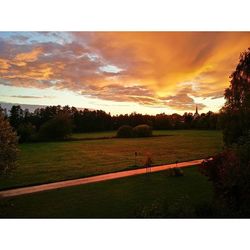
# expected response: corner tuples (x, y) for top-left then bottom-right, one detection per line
(1, 32), (250, 112)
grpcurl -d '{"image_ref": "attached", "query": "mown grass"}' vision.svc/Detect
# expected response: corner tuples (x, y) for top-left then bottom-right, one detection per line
(71, 129), (218, 139)
(0, 130), (223, 190)
(71, 131), (115, 139)
(0, 166), (213, 218)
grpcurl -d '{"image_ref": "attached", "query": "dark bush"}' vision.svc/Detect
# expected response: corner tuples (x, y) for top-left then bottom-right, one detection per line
(200, 137), (250, 216)
(17, 122), (36, 143)
(116, 125), (134, 138)
(133, 124), (152, 137)
(39, 114), (72, 140)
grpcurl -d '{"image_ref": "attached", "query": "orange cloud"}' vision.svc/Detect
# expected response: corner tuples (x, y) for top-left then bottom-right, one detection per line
(0, 58), (10, 74)
(83, 32), (250, 98)
(1, 32), (250, 112)
(13, 47), (43, 66)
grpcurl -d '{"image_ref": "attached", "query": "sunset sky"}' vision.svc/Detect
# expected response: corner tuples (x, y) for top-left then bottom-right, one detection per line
(0, 32), (250, 115)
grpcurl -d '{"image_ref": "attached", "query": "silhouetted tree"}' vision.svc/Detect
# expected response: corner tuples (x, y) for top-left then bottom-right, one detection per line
(199, 48), (250, 217)
(9, 105), (24, 130)
(222, 48), (250, 145)
(183, 112), (193, 129)
(154, 113), (172, 130)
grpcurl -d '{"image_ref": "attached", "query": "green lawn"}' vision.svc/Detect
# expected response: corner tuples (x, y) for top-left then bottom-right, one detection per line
(71, 129), (218, 139)
(0, 166), (213, 218)
(0, 130), (223, 190)
(71, 131), (115, 139)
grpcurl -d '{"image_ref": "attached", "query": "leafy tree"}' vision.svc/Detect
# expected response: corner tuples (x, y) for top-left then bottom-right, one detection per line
(0, 111), (18, 175)
(154, 113), (172, 130)
(183, 112), (193, 129)
(222, 48), (250, 145)
(199, 48), (250, 216)
(39, 114), (72, 140)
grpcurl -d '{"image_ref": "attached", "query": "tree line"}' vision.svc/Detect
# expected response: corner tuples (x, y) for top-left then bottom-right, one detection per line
(0, 103), (223, 142)
(1, 104), (222, 134)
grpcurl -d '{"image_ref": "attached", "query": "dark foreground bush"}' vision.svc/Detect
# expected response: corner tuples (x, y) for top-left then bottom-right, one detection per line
(116, 125), (134, 138)
(134, 198), (228, 218)
(200, 136), (250, 217)
(134, 196), (195, 218)
(39, 114), (72, 141)
(133, 124), (152, 137)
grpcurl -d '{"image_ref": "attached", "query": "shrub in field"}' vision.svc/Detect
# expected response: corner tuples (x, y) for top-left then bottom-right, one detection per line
(133, 124), (152, 137)
(17, 122), (36, 143)
(200, 137), (250, 216)
(0, 111), (18, 175)
(116, 125), (134, 138)
(39, 114), (72, 140)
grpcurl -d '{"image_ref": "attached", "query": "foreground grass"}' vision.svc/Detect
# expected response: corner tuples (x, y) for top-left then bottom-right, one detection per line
(0, 166), (213, 218)
(0, 130), (223, 190)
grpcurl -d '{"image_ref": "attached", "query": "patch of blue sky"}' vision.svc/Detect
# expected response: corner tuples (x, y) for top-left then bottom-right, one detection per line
(0, 32), (73, 45)
(99, 64), (123, 73)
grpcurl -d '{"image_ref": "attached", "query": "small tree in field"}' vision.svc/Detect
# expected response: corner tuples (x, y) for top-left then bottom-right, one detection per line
(0, 111), (18, 175)
(116, 125), (134, 138)
(133, 124), (152, 137)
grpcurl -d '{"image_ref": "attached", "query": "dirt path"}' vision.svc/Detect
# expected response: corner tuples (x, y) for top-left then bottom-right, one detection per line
(0, 159), (204, 199)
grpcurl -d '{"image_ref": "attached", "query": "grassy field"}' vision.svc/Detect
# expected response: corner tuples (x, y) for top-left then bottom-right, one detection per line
(0, 130), (223, 190)
(70, 130), (177, 139)
(71, 131), (115, 139)
(70, 129), (219, 139)
(0, 166), (213, 218)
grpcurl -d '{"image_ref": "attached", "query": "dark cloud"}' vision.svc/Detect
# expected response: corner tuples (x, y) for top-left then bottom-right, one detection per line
(80, 84), (157, 104)
(161, 88), (206, 110)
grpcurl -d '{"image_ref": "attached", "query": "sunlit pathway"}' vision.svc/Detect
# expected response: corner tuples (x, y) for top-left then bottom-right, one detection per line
(0, 159), (204, 199)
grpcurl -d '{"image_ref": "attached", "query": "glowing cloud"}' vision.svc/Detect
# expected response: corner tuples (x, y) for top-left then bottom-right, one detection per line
(0, 32), (250, 113)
